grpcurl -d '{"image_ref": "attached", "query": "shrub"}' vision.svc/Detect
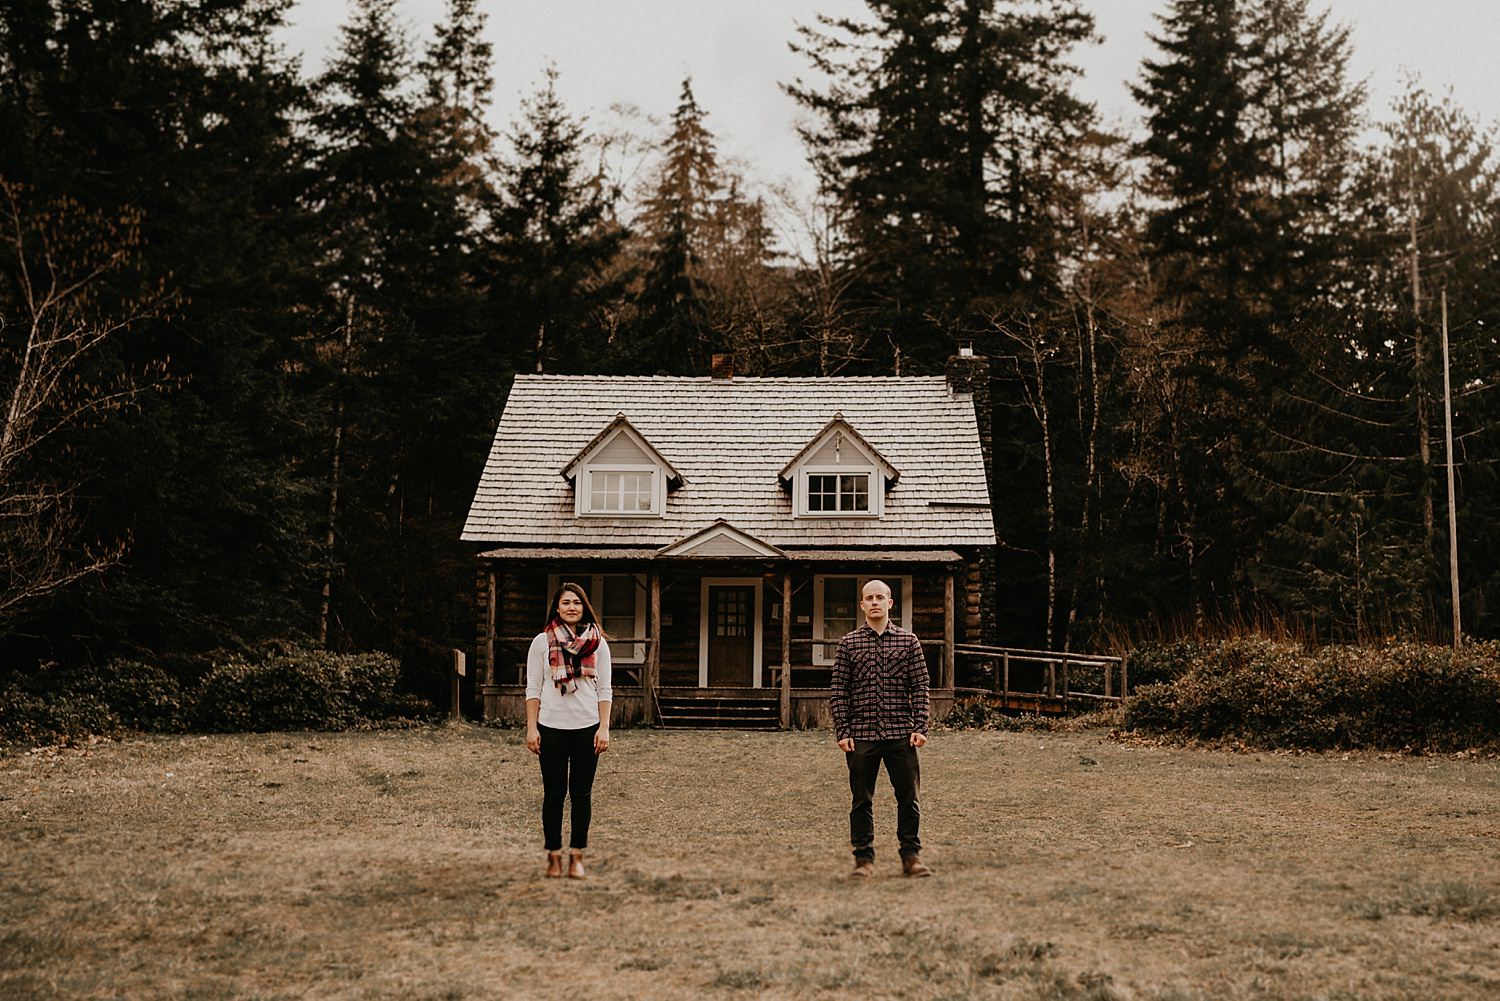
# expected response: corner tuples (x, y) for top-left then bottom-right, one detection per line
(191, 646), (432, 733)
(1127, 639), (1213, 688)
(0, 659), (187, 745)
(1122, 638), (1500, 752)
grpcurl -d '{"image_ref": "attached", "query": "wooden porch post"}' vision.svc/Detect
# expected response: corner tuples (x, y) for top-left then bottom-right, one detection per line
(485, 569), (497, 688)
(942, 571), (956, 690)
(779, 570), (792, 729)
(644, 571), (661, 725)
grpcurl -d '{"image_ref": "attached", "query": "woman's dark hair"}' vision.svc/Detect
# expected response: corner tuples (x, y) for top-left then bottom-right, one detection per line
(545, 581), (604, 633)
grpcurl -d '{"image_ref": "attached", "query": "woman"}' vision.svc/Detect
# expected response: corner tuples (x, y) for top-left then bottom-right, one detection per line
(525, 582), (612, 879)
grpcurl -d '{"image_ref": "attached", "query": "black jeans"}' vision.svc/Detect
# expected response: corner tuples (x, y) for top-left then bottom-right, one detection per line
(538, 723), (599, 850)
(845, 738), (921, 860)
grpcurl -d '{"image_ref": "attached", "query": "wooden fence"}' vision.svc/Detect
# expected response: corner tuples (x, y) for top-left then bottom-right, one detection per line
(953, 643), (1128, 713)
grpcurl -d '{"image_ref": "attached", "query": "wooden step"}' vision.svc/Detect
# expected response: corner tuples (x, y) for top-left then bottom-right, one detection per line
(655, 692), (780, 730)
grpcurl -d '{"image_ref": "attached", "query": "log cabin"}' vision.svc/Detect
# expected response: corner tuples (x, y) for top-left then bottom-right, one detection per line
(462, 351), (996, 728)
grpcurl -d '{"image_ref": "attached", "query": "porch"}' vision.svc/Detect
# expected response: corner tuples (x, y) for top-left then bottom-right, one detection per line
(471, 545), (982, 728)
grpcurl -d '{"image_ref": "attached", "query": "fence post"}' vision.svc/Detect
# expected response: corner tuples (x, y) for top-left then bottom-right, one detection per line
(1120, 653), (1129, 698)
(1061, 660), (1069, 711)
(450, 649), (466, 720)
(1002, 652), (1010, 707)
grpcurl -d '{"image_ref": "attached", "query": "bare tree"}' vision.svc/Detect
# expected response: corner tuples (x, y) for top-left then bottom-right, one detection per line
(0, 179), (169, 626)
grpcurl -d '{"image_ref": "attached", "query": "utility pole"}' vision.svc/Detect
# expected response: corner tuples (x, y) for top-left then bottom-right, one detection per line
(1440, 289), (1461, 647)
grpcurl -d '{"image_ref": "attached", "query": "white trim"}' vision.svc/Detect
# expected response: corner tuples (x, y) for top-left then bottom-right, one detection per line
(698, 577), (764, 688)
(576, 463), (665, 517)
(546, 573), (647, 663)
(658, 520), (784, 558)
(571, 425), (669, 517)
(811, 574), (913, 666)
(795, 466), (881, 518)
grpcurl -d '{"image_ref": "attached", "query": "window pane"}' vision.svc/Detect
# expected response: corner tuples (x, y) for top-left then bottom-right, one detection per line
(601, 576), (637, 658)
(590, 473), (612, 510)
(628, 472), (652, 510)
(823, 577), (858, 641)
(808, 474), (835, 512)
(589, 471), (653, 513)
(840, 474), (869, 511)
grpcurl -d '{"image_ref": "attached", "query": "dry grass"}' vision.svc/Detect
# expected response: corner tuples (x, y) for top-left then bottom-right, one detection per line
(2, 725), (1498, 1000)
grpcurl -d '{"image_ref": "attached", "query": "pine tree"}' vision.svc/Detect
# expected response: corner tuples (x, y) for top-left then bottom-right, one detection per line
(626, 78), (721, 374)
(1248, 83), (1500, 636)
(493, 66), (626, 374)
(310, 0), (494, 667)
(788, 0), (1095, 373)
(0, 0), (323, 658)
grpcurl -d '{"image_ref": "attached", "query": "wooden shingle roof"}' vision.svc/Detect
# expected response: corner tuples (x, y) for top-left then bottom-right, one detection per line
(461, 374), (996, 548)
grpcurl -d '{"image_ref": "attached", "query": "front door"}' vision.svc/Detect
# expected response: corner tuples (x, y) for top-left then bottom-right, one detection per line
(707, 584), (755, 686)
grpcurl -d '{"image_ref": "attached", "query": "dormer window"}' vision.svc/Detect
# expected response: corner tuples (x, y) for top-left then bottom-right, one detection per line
(589, 469), (656, 513)
(780, 414), (898, 519)
(562, 414), (683, 518)
(807, 473), (870, 513)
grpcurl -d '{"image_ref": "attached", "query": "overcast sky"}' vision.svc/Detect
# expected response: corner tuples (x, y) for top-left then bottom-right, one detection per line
(280, 0), (1500, 200)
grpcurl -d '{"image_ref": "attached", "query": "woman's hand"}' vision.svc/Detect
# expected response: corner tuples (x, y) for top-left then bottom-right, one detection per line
(526, 728), (541, 755)
(594, 728), (610, 754)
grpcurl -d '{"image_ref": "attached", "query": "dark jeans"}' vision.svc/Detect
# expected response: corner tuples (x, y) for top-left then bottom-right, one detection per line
(538, 723), (599, 850)
(845, 738), (921, 860)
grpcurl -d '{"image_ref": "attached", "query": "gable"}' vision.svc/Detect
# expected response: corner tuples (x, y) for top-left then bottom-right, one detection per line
(657, 522), (784, 558)
(593, 431), (651, 465)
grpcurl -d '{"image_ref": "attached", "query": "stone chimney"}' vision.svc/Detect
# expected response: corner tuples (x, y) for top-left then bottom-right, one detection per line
(711, 353), (735, 380)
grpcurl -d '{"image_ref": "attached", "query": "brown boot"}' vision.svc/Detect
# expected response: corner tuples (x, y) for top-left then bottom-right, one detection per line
(849, 857), (874, 880)
(545, 850), (564, 878)
(567, 849), (586, 879)
(902, 855), (933, 878)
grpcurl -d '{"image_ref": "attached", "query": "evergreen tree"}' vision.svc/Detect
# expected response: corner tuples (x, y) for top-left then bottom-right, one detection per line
(493, 67), (625, 374)
(0, 0), (322, 660)
(310, 0), (493, 672)
(1247, 83), (1500, 637)
(788, 0), (1095, 373)
(627, 78), (721, 374)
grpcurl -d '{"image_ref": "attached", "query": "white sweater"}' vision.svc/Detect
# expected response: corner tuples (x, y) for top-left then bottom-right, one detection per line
(525, 633), (613, 729)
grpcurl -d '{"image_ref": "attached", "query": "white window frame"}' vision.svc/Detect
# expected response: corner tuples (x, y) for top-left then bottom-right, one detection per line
(795, 466), (881, 518)
(573, 426), (668, 517)
(811, 574), (913, 666)
(579, 464), (662, 517)
(546, 573), (647, 663)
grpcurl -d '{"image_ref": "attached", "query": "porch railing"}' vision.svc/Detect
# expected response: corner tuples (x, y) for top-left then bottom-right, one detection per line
(953, 643), (1128, 711)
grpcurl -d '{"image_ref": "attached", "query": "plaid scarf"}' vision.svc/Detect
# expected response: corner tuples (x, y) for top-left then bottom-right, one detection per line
(545, 618), (600, 694)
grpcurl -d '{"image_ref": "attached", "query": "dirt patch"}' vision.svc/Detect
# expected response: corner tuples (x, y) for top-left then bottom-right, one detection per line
(2, 726), (1497, 999)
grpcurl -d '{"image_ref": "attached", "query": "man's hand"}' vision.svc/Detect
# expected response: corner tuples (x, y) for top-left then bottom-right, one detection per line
(838, 737), (854, 752)
(909, 732), (927, 748)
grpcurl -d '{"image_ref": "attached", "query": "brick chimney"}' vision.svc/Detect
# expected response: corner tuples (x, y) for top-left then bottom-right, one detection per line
(711, 353), (735, 380)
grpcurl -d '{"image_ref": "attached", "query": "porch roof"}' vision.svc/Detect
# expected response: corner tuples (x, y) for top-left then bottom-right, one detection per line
(475, 546), (965, 564)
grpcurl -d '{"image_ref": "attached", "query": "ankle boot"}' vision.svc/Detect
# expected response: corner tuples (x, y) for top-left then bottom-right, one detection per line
(567, 849), (586, 879)
(545, 850), (564, 878)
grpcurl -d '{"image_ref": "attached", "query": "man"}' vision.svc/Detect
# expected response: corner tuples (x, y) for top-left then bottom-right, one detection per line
(829, 578), (932, 879)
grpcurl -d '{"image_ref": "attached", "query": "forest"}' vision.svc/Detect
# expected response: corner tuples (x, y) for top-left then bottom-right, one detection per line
(2, 0), (1497, 702)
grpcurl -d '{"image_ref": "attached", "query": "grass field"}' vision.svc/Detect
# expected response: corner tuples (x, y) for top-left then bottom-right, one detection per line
(2, 724), (1498, 1000)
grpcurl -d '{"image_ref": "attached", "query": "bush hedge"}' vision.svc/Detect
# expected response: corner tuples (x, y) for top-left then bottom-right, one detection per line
(1122, 637), (1500, 752)
(1, 645), (434, 746)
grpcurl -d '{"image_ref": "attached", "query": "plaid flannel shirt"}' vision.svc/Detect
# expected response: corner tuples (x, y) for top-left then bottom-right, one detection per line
(829, 623), (931, 742)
